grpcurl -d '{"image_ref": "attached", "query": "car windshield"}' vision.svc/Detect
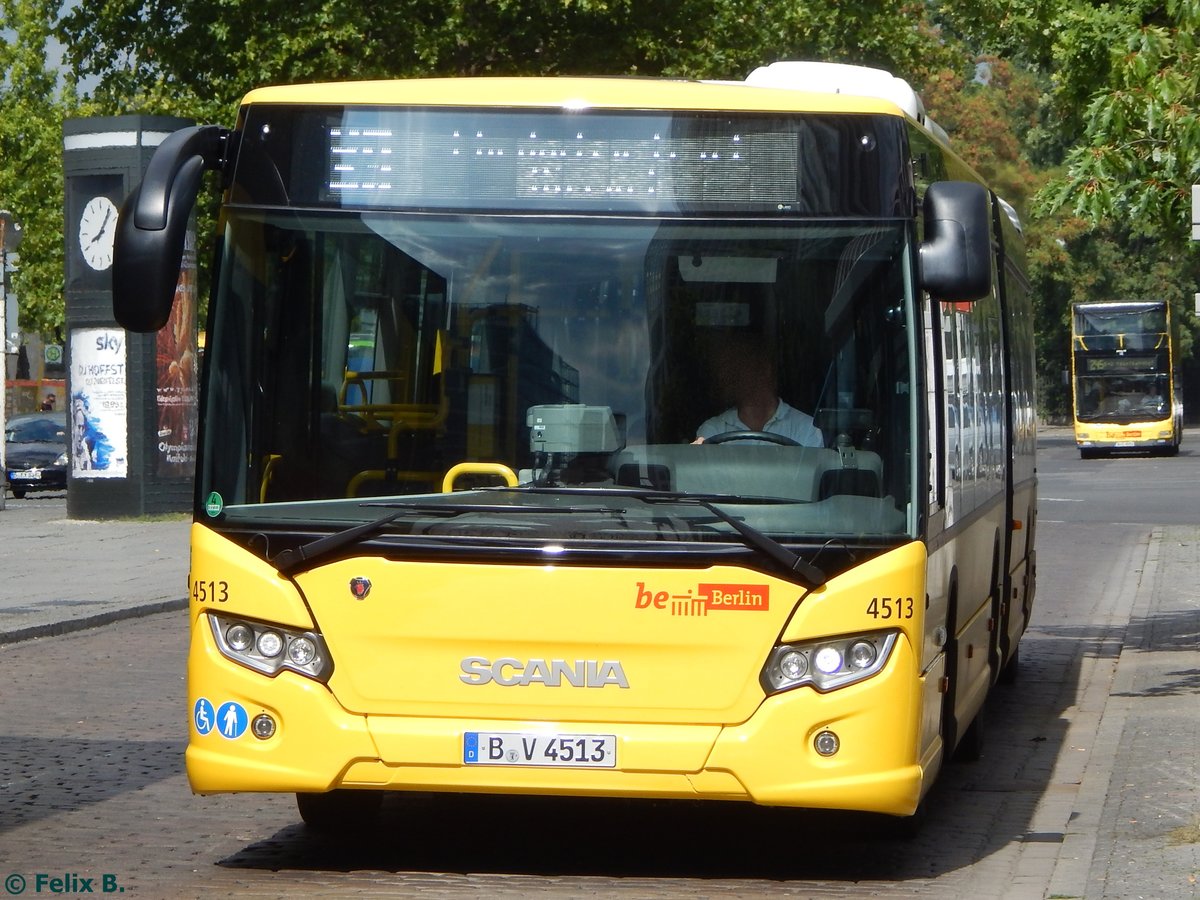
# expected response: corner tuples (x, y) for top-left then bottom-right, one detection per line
(200, 210), (919, 547)
(7, 418), (66, 443)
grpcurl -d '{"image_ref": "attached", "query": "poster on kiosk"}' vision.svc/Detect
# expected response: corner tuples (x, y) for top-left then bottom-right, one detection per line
(69, 327), (128, 479)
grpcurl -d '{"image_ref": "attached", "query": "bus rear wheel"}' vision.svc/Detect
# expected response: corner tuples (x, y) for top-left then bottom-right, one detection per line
(296, 789), (383, 832)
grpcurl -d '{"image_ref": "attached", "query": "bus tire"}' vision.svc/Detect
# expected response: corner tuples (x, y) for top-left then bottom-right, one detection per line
(297, 789), (383, 832)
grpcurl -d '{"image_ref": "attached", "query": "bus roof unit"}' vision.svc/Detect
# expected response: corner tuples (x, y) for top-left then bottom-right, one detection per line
(745, 61), (950, 145)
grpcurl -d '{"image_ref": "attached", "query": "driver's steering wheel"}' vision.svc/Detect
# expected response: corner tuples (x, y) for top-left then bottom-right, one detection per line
(705, 430), (799, 446)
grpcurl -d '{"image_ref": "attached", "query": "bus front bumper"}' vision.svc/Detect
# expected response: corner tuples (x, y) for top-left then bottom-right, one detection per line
(186, 631), (927, 817)
(1076, 424), (1176, 449)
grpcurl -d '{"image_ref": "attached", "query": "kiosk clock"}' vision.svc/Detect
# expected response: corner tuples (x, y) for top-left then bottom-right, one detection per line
(78, 195), (118, 271)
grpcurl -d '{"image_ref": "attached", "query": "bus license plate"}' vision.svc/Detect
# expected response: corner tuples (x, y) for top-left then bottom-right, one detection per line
(464, 732), (616, 768)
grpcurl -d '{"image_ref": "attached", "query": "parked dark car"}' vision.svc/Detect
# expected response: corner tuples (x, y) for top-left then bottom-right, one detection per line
(4, 411), (68, 498)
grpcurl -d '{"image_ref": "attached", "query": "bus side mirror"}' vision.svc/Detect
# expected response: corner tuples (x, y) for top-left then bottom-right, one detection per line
(113, 125), (228, 332)
(919, 181), (992, 302)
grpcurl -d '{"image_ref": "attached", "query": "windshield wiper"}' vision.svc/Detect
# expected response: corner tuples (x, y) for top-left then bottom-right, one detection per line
(272, 499), (626, 576)
(503, 486), (826, 588)
(689, 499), (826, 589)
(273, 505), (423, 576)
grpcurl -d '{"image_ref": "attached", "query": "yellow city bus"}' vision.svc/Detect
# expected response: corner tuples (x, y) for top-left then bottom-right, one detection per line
(1071, 300), (1182, 458)
(112, 62), (1037, 831)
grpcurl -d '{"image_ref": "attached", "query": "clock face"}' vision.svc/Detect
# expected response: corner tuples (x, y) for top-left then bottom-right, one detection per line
(78, 195), (119, 271)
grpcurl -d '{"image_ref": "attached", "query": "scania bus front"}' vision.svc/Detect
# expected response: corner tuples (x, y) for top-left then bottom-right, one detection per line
(113, 76), (999, 830)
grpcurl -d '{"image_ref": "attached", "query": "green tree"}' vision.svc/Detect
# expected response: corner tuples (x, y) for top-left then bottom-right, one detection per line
(0, 0), (82, 339)
(920, 57), (1044, 215)
(58, 0), (969, 119)
(1034, 0), (1200, 248)
(929, 0), (1200, 414)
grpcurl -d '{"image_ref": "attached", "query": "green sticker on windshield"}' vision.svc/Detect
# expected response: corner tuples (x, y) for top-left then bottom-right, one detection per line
(205, 492), (224, 517)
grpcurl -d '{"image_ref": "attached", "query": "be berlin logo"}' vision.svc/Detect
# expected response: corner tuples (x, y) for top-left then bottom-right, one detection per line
(4, 873), (125, 895)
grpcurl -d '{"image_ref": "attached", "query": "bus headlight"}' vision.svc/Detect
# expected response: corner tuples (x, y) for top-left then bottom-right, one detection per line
(761, 631), (898, 694)
(208, 613), (332, 681)
(778, 649), (808, 681)
(847, 639), (878, 670)
(225, 623), (254, 652)
(256, 630), (284, 658)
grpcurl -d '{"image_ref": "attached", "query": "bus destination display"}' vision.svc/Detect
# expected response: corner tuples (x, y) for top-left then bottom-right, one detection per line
(324, 112), (800, 212)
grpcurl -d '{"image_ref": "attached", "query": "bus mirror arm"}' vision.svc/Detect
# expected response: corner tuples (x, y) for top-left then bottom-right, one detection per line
(918, 181), (991, 302)
(113, 125), (230, 333)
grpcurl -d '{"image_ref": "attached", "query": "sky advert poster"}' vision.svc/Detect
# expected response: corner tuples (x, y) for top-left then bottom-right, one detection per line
(70, 327), (128, 479)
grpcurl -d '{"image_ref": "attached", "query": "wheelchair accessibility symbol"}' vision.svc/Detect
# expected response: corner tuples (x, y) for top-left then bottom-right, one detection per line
(193, 697), (216, 735)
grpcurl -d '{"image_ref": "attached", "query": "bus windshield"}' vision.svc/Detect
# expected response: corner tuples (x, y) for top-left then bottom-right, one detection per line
(1072, 301), (1172, 423)
(201, 209), (916, 548)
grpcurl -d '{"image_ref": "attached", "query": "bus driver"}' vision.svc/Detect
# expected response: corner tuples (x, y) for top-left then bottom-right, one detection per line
(693, 338), (823, 446)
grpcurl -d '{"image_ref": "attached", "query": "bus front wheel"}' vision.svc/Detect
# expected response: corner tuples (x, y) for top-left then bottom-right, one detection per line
(297, 789), (383, 832)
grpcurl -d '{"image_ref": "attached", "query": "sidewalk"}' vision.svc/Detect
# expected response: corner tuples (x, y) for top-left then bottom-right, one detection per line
(0, 500), (190, 645)
(1067, 526), (1200, 897)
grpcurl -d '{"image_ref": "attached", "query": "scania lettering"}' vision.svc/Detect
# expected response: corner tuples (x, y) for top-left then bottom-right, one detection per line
(113, 61), (1036, 833)
(460, 657), (630, 688)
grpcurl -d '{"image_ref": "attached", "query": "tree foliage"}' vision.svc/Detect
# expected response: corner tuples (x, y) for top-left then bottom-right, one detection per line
(920, 57), (1044, 216)
(55, 0), (966, 116)
(0, 0), (81, 338)
(1034, 0), (1200, 248)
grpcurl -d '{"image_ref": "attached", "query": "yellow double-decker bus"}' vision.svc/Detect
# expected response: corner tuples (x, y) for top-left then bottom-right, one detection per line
(1071, 300), (1182, 458)
(113, 61), (1036, 831)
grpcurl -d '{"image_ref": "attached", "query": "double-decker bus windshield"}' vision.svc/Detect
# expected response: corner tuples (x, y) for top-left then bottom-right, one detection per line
(1073, 302), (1170, 422)
(202, 209), (916, 548)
